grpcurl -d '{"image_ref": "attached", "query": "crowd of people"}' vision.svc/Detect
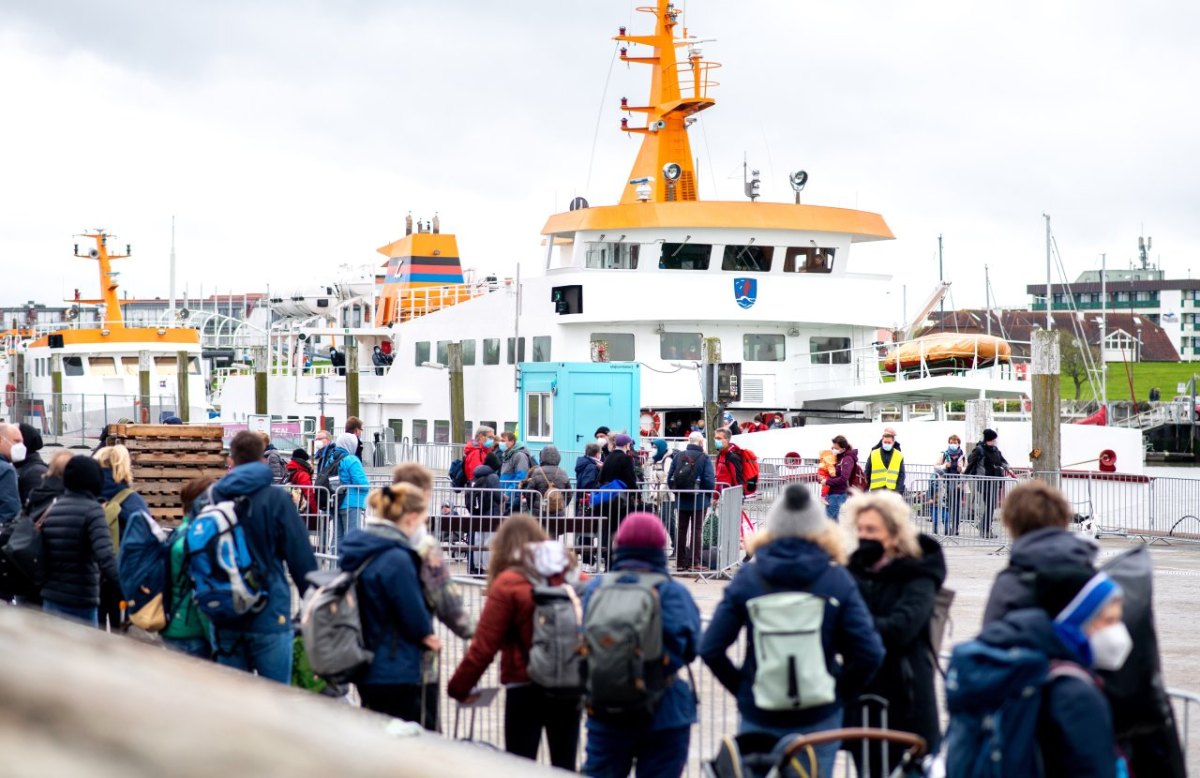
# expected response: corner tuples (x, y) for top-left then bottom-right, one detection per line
(0, 419), (1183, 778)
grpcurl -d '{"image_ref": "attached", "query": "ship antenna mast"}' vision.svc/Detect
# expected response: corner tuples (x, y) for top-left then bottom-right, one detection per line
(75, 229), (130, 329)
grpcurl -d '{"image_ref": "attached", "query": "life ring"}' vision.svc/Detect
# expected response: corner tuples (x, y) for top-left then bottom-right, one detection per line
(639, 411), (660, 438)
(1099, 449), (1117, 473)
(4, 383), (14, 408)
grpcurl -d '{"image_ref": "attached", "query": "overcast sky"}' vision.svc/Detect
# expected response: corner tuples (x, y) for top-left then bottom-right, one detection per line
(2, 0), (1198, 324)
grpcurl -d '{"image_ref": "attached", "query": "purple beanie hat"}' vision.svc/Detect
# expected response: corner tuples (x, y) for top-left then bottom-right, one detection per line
(614, 512), (668, 550)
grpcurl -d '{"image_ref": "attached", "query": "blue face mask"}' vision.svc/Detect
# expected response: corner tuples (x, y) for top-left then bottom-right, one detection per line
(483, 438), (495, 449)
(499, 440), (510, 451)
(882, 442), (893, 452)
(715, 439), (726, 450)
(948, 444), (960, 452)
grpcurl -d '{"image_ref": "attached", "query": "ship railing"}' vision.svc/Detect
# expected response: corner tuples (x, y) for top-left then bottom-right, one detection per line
(789, 337), (1034, 393)
(664, 59), (722, 101)
(394, 284), (494, 323)
(3, 390), (180, 448)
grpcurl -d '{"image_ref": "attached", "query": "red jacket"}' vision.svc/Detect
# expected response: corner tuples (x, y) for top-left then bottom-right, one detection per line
(463, 440), (488, 481)
(448, 566), (585, 699)
(715, 444), (744, 489)
(285, 459), (313, 488)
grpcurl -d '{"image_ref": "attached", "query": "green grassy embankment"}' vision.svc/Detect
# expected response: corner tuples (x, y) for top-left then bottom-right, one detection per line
(1061, 362), (1199, 403)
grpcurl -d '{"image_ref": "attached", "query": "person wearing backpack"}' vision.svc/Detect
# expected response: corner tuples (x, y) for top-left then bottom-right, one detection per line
(463, 426), (496, 482)
(581, 512), (700, 778)
(448, 515), (584, 769)
(94, 444), (152, 630)
(947, 566), (1129, 778)
(256, 432), (289, 484)
(498, 431), (535, 497)
(338, 482), (441, 723)
(965, 428), (1010, 538)
(40, 456), (121, 627)
(842, 491), (946, 777)
(823, 434), (859, 520)
(712, 429), (743, 491)
(334, 432), (369, 546)
(700, 483), (884, 777)
(161, 477), (216, 659)
(204, 431), (318, 683)
(522, 445), (571, 518)
(668, 432), (715, 572)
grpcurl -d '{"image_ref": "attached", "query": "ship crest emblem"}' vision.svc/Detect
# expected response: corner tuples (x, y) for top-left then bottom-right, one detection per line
(734, 278), (758, 309)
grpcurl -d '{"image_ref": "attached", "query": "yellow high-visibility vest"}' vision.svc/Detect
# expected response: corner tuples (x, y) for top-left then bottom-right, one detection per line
(869, 448), (903, 490)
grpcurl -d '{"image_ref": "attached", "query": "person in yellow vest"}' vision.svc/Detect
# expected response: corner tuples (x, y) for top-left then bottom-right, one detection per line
(865, 431), (906, 493)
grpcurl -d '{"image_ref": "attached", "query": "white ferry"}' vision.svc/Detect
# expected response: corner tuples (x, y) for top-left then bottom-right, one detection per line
(213, 0), (1143, 473)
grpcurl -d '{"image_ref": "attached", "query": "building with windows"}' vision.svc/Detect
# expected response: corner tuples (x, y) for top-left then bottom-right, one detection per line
(1028, 267), (1199, 360)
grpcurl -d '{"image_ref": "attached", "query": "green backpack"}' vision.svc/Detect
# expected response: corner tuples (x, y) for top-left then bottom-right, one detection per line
(746, 566), (837, 711)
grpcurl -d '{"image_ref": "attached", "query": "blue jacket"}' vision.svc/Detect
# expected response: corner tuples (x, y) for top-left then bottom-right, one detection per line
(0, 459), (20, 523)
(974, 608), (1117, 778)
(100, 469), (151, 545)
(212, 462), (318, 633)
(700, 536), (885, 729)
(339, 521), (433, 686)
(667, 444), (715, 511)
(336, 449), (369, 510)
(583, 555), (701, 733)
(575, 456), (600, 490)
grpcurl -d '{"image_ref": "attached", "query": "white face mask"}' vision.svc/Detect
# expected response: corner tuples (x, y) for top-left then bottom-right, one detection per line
(403, 523), (428, 546)
(1090, 622), (1133, 671)
(596, 436), (607, 446)
(9, 443), (26, 463)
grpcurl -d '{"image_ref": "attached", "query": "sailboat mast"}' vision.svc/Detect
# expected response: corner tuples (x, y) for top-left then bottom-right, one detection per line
(1044, 214), (1052, 331)
(168, 216), (177, 324)
(985, 264), (991, 336)
(1100, 252), (1107, 421)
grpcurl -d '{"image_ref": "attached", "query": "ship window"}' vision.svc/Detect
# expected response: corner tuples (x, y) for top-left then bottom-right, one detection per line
(436, 341), (450, 365)
(784, 247), (836, 273)
(722, 245), (774, 272)
(527, 393), (553, 441)
(154, 357), (179, 377)
(591, 333), (635, 362)
(121, 357), (139, 376)
(90, 357), (118, 377)
(532, 336), (551, 362)
(659, 243), (712, 270)
(413, 419), (428, 444)
(434, 420), (450, 444)
(809, 336), (852, 364)
(63, 356), (85, 376)
(585, 242), (640, 269)
(462, 340), (476, 366)
(504, 421), (518, 434)
(481, 420), (498, 433)
(415, 341), (430, 366)
(660, 333), (703, 360)
(483, 339), (500, 365)
(388, 419), (404, 443)
(743, 334), (785, 362)
(507, 337), (526, 365)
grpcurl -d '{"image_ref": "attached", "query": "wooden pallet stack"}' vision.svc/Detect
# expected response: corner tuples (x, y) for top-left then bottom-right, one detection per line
(106, 424), (228, 525)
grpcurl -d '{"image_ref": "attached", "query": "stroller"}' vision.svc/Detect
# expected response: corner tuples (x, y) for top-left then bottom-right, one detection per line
(704, 727), (931, 778)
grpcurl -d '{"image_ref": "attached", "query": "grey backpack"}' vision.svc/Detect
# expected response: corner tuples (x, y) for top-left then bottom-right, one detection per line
(583, 571), (668, 721)
(526, 577), (585, 697)
(746, 566), (837, 711)
(299, 554), (380, 683)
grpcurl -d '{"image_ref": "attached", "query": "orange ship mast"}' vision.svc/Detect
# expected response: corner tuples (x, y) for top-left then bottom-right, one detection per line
(73, 230), (130, 330)
(615, 0), (719, 204)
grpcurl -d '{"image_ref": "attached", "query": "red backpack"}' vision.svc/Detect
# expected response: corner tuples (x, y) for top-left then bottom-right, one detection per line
(739, 448), (760, 495)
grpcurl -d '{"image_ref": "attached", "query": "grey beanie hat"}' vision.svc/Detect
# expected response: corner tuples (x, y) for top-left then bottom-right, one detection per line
(766, 483), (828, 538)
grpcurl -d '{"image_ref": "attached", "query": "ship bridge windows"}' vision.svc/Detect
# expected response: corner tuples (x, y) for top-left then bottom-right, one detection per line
(154, 357), (179, 377)
(585, 242), (640, 269)
(434, 420), (450, 444)
(91, 357), (118, 377)
(483, 339), (501, 365)
(743, 334), (786, 362)
(591, 333), (635, 362)
(436, 341), (450, 365)
(809, 336), (852, 364)
(63, 356), (84, 377)
(659, 243), (712, 270)
(660, 332), (703, 360)
(462, 340), (476, 365)
(507, 337), (526, 365)
(532, 336), (552, 362)
(413, 419), (428, 444)
(784, 247), (836, 273)
(121, 357), (139, 376)
(415, 341), (431, 366)
(722, 245), (774, 272)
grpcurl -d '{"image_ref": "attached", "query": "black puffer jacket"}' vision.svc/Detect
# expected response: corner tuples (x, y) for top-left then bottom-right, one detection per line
(845, 534), (947, 761)
(41, 490), (120, 608)
(24, 475), (64, 520)
(15, 423), (48, 507)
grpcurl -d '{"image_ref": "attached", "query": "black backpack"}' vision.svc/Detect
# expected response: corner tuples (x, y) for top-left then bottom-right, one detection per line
(670, 451), (701, 491)
(313, 448), (347, 511)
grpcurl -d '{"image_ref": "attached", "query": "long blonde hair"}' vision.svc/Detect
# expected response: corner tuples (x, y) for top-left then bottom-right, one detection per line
(94, 444), (133, 485)
(841, 490), (923, 558)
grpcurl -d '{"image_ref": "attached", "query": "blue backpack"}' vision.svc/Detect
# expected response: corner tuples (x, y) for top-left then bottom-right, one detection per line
(945, 641), (1091, 778)
(448, 458), (467, 490)
(117, 510), (175, 632)
(185, 488), (267, 624)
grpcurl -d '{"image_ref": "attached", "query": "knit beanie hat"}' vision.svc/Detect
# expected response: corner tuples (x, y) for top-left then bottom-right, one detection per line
(291, 448), (310, 462)
(64, 455), (104, 497)
(983, 428), (999, 442)
(614, 433), (633, 448)
(614, 512), (668, 550)
(1036, 566), (1122, 664)
(765, 483), (827, 538)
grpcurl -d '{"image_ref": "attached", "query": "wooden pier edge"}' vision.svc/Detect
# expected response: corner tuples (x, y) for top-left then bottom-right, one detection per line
(0, 605), (565, 777)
